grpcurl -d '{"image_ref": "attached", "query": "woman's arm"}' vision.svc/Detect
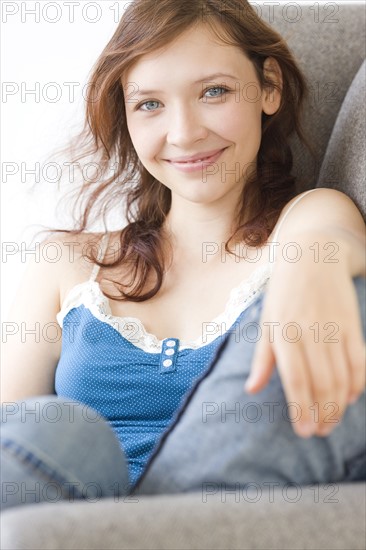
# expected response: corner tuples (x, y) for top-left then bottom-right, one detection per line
(1, 238), (64, 404)
(245, 188), (366, 438)
(273, 187), (365, 277)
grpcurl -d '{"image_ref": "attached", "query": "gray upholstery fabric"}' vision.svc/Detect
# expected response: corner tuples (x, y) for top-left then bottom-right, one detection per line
(317, 60), (366, 219)
(1, 484), (365, 550)
(267, 3), (365, 194)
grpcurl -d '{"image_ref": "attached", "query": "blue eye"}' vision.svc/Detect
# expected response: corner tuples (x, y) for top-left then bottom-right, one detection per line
(204, 86), (229, 98)
(138, 100), (161, 111)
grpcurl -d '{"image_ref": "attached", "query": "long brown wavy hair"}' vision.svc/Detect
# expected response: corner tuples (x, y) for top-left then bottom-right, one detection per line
(41, 0), (315, 302)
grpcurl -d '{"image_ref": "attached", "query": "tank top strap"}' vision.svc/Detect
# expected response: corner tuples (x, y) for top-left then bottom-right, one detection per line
(267, 188), (321, 261)
(88, 232), (110, 282)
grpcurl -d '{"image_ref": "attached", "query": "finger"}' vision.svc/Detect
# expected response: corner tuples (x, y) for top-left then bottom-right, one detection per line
(315, 345), (350, 436)
(301, 344), (339, 436)
(274, 342), (315, 438)
(346, 333), (366, 403)
(342, 283), (366, 402)
(244, 322), (276, 393)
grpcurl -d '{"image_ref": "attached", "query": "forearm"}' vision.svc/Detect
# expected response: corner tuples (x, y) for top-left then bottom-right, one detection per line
(323, 225), (366, 277)
(275, 225), (366, 278)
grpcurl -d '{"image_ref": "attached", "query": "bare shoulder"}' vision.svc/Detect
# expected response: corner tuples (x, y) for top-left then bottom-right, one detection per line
(2, 230), (106, 402)
(271, 188), (364, 242)
(43, 231), (107, 305)
(42, 230), (105, 269)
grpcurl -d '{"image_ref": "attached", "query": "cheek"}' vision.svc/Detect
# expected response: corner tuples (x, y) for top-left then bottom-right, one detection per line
(216, 100), (262, 140)
(221, 113), (262, 154)
(126, 119), (160, 161)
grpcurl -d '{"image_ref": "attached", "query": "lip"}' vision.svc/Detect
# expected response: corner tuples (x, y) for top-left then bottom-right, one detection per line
(164, 147), (227, 173)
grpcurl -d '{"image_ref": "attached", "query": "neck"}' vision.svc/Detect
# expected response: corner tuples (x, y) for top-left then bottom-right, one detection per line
(162, 196), (243, 264)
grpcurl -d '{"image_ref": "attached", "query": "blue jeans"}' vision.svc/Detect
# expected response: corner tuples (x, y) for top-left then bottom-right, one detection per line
(0, 397), (130, 511)
(1, 277), (365, 511)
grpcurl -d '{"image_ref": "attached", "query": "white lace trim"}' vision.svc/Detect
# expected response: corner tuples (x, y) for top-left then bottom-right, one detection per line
(56, 262), (273, 352)
(55, 189), (325, 352)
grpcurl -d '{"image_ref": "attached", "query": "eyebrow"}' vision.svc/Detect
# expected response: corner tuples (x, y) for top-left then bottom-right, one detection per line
(133, 73), (239, 96)
(195, 72), (239, 83)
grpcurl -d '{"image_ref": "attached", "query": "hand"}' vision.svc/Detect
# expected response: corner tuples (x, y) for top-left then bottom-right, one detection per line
(244, 254), (366, 438)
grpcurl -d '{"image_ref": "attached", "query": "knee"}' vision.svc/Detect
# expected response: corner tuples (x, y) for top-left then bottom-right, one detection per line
(1, 395), (125, 467)
(1, 395), (103, 425)
(0, 395), (112, 447)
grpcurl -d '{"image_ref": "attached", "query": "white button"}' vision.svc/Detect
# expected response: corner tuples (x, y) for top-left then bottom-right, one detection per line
(163, 359), (172, 367)
(166, 340), (176, 347)
(165, 348), (175, 356)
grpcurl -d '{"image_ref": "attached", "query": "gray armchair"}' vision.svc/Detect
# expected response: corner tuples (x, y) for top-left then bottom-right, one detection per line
(1, 3), (365, 549)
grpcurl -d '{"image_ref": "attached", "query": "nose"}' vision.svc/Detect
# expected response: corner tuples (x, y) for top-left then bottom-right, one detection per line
(166, 105), (209, 147)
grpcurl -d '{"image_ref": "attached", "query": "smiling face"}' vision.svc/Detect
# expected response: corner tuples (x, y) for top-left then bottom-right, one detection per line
(122, 23), (281, 209)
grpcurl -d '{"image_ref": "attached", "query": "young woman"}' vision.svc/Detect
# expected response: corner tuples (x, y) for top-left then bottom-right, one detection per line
(2, 0), (365, 510)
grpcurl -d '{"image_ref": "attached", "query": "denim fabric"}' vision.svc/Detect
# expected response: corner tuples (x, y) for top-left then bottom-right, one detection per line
(134, 276), (366, 495)
(0, 397), (129, 511)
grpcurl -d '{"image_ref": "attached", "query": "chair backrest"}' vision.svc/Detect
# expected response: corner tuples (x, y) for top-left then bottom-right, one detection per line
(317, 60), (366, 219)
(267, 2), (365, 204)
